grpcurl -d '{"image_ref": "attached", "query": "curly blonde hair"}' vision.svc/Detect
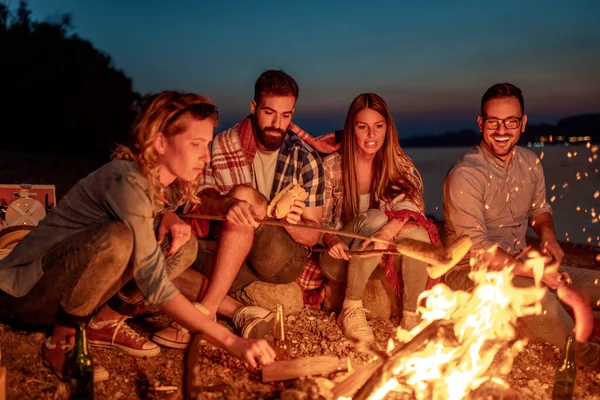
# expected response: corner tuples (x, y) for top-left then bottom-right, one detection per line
(340, 93), (424, 224)
(112, 91), (217, 209)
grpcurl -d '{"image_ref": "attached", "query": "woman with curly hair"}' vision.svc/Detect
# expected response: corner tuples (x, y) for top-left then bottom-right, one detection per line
(0, 91), (275, 383)
(320, 93), (440, 343)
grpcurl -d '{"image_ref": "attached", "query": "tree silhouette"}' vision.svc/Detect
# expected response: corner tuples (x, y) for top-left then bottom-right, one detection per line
(0, 0), (140, 155)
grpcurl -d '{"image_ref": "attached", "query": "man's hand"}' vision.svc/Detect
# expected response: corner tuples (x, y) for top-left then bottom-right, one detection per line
(227, 337), (276, 368)
(283, 199), (306, 224)
(225, 199), (260, 228)
(157, 212), (191, 256)
(327, 236), (350, 260)
(541, 238), (565, 266)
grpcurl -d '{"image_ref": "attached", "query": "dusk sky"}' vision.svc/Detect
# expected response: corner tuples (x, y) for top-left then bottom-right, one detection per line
(25, 0), (600, 137)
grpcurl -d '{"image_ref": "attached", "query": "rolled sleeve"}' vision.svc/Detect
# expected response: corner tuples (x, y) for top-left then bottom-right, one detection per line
(105, 174), (179, 306)
(528, 160), (552, 223)
(301, 151), (325, 208)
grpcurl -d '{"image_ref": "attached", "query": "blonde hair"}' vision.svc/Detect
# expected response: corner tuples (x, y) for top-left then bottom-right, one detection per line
(112, 91), (217, 209)
(340, 93), (424, 224)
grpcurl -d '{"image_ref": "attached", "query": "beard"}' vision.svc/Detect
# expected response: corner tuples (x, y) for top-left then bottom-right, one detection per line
(253, 118), (287, 151)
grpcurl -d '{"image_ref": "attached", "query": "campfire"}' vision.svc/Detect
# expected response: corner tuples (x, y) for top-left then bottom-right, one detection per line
(184, 241), (576, 400)
(334, 247), (550, 400)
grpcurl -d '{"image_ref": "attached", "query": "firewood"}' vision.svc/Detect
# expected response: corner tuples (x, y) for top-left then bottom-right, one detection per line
(261, 356), (350, 382)
(331, 358), (384, 399)
(352, 320), (457, 400)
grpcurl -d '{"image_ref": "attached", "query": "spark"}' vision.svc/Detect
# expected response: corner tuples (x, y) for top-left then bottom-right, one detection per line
(531, 220), (536, 227)
(562, 183), (568, 188)
(550, 195), (556, 202)
(587, 142), (591, 149)
(540, 151), (544, 160)
(585, 172), (589, 177)
(514, 186), (519, 192)
(551, 184), (556, 191)
(574, 152), (578, 157)
(594, 191), (600, 199)
(592, 145), (599, 153)
(583, 227), (587, 232)
(485, 204), (489, 210)
(590, 157), (594, 163)
(592, 218), (598, 224)
(567, 152), (572, 158)
(576, 172), (581, 180)
(588, 237), (592, 243)
(576, 206), (581, 211)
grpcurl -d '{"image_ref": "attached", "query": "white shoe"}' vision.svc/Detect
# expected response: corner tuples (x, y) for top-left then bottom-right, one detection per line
(337, 307), (375, 343)
(232, 306), (275, 339)
(400, 310), (421, 331)
(152, 302), (209, 349)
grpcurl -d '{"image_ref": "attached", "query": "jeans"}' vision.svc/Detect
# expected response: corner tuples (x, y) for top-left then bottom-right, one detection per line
(443, 266), (600, 369)
(0, 221), (197, 327)
(319, 209), (431, 312)
(195, 224), (310, 293)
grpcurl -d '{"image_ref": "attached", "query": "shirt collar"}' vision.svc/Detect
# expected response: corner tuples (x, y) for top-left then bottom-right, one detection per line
(479, 143), (519, 170)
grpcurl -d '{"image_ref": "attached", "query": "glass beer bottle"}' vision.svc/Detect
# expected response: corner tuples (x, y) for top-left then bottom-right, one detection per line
(273, 304), (291, 361)
(551, 334), (576, 400)
(69, 322), (94, 399)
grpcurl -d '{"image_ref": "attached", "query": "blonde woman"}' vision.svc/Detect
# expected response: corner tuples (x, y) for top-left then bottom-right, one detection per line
(0, 91), (275, 383)
(320, 93), (440, 342)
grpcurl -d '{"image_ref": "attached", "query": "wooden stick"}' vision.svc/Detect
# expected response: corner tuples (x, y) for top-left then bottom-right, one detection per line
(183, 334), (203, 400)
(311, 247), (405, 258)
(261, 356), (350, 382)
(179, 213), (454, 266)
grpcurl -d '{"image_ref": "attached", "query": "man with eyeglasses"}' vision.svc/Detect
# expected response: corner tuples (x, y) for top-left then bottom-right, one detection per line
(442, 82), (600, 370)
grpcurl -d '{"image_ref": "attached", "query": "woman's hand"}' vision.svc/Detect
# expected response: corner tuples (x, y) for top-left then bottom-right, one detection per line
(157, 212), (192, 256)
(227, 337), (277, 368)
(360, 227), (395, 251)
(326, 236), (350, 260)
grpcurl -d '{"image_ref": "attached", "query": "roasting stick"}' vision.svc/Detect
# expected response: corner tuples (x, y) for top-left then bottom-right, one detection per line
(179, 213), (452, 265)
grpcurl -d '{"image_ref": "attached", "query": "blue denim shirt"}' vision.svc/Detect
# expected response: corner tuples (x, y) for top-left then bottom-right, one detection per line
(0, 160), (179, 306)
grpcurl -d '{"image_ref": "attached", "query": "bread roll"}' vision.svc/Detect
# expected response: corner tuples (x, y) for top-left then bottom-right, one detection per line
(267, 184), (309, 219)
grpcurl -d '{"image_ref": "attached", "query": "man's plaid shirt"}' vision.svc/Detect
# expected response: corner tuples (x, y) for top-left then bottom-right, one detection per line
(190, 115), (324, 237)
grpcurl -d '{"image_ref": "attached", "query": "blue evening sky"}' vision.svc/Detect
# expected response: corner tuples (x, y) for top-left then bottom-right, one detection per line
(25, 0), (600, 137)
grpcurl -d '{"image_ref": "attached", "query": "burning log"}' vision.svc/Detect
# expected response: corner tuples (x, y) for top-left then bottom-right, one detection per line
(333, 320), (457, 400)
(261, 356), (350, 382)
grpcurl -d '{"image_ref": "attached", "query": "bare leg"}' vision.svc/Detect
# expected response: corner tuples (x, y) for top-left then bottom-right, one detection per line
(174, 268), (244, 318)
(197, 185), (267, 317)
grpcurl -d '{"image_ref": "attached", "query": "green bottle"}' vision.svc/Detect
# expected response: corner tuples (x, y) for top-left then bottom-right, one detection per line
(69, 322), (94, 399)
(551, 334), (576, 400)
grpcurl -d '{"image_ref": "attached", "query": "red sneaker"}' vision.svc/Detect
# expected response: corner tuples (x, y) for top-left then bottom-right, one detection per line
(42, 337), (109, 383)
(87, 316), (160, 357)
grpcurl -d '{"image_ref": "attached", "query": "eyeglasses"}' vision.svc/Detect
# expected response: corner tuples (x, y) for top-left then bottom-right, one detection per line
(168, 103), (219, 125)
(482, 116), (522, 130)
